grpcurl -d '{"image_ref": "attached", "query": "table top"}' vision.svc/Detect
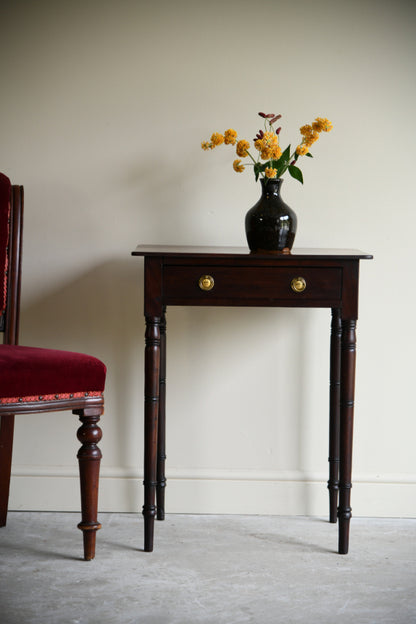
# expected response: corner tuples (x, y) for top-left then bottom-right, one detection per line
(132, 245), (373, 260)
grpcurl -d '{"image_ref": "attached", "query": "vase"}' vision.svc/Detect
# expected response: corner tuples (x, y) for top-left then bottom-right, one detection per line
(245, 177), (297, 254)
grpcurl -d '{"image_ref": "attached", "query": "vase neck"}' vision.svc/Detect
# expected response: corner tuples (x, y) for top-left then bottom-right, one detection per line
(260, 177), (283, 198)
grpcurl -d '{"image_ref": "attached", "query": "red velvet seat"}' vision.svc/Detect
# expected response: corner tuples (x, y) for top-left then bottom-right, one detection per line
(0, 345), (105, 401)
(0, 172), (106, 560)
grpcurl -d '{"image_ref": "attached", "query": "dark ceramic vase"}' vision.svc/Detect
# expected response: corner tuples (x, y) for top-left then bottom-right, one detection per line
(245, 178), (297, 254)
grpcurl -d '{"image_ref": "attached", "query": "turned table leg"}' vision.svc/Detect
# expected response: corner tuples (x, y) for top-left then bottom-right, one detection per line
(328, 308), (341, 523)
(338, 319), (357, 554)
(157, 309), (167, 520)
(143, 316), (161, 552)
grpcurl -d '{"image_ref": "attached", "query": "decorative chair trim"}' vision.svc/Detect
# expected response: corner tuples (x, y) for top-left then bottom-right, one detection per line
(1, 198), (10, 324)
(0, 390), (103, 405)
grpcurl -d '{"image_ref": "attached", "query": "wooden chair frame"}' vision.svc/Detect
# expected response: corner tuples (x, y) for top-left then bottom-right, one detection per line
(0, 185), (104, 560)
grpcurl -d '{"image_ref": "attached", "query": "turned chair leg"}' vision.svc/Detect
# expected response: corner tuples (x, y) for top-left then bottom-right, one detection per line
(0, 414), (15, 527)
(74, 407), (103, 561)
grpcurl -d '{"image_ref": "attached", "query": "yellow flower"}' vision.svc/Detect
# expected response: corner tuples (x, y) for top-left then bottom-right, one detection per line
(211, 132), (224, 146)
(236, 139), (250, 157)
(311, 120), (323, 132)
(296, 144), (309, 156)
(262, 131), (278, 147)
(260, 147), (272, 160)
(254, 140), (267, 158)
(224, 128), (238, 145)
(256, 132), (280, 159)
(201, 141), (212, 151)
(233, 159), (245, 173)
(300, 124), (314, 137)
(265, 167), (277, 178)
(271, 145), (282, 159)
(303, 130), (319, 146)
(312, 117), (333, 132)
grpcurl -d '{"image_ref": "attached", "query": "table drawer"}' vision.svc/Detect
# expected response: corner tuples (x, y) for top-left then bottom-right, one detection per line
(164, 265), (342, 303)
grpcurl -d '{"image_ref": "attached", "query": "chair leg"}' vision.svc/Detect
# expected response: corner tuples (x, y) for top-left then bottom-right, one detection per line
(0, 414), (15, 527)
(74, 407), (103, 561)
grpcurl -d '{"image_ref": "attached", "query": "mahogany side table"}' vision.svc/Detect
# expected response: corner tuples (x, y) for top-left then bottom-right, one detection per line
(131, 246), (372, 554)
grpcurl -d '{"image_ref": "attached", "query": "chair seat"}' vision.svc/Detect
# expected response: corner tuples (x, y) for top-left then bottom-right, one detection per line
(0, 344), (106, 403)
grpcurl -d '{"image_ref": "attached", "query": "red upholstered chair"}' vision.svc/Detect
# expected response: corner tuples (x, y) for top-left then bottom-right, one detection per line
(0, 173), (106, 560)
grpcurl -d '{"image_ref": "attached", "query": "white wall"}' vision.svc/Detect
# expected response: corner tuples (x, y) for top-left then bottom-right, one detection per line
(1, 0), (415, 518)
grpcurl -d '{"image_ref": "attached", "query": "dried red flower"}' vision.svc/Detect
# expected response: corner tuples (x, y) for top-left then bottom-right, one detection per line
(258, 112), (275, 119)
(254, 130), (264, 139)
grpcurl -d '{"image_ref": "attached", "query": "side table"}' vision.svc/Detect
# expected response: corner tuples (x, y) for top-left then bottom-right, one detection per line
(131, 246), (372, 554)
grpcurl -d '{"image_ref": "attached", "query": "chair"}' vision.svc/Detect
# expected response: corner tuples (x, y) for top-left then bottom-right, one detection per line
(0, 172), (106, 560)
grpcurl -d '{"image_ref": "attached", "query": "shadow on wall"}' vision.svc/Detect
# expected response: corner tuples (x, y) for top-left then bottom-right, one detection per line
(19, 258), (145, 467)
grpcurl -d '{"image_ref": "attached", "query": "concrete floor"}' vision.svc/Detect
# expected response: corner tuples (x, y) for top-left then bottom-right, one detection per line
(0, 513), (415, 624)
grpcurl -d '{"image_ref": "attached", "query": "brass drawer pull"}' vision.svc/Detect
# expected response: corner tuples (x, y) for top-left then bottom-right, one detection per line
(291, 276), (306, 293)
(199, 275), (215, 291)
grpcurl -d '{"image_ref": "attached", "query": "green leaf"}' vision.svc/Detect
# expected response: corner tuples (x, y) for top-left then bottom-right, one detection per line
(288, 165), (303, 184)
(270, 145), (291, 178)
(275, 166), (287, 179)
(280, 144), (291, 163)
(254, 162), (262, 182)
(306, 152), (313, 158)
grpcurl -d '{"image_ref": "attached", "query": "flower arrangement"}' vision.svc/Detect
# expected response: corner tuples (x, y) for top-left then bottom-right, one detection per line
(201, 111), (333, 184)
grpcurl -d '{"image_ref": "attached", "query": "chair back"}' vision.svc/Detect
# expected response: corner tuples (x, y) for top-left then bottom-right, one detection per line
(0, 173), (23, 345)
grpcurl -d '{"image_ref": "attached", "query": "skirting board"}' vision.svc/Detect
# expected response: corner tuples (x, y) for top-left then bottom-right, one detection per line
(8, 467), (416, 518)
